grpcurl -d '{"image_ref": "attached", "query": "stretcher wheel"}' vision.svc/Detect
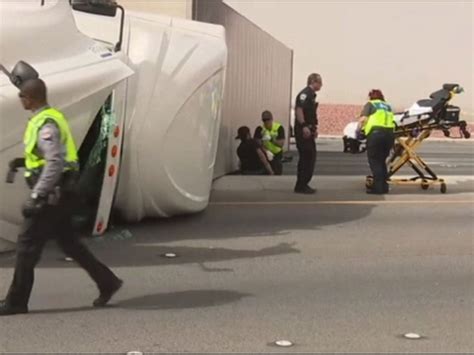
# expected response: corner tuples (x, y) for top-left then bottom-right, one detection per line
(421, 181), (430, 190)
(440, 183), (447, 194)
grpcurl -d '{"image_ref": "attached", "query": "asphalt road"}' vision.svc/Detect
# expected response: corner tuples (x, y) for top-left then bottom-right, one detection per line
(0, 140), (473, 353)
(284, 139), (474, 176)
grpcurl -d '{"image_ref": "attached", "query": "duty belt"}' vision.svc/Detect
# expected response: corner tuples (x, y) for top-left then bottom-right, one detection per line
(24, 161), (79, 178)
(24, 162), (79, 189)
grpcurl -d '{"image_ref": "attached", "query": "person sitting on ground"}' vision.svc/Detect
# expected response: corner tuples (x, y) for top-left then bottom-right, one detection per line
(236, 126), (274, 175)
(254, 110), (285, 175)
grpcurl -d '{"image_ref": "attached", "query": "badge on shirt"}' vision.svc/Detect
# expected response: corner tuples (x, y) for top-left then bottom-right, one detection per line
(299, 93), (307, 102)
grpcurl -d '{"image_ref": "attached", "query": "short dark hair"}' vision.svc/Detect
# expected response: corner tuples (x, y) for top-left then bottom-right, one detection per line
(307, 73), (322, 86)
(20, 78), (47, 102)
(369, 89), (385, 101)
(261, 110), (273, 121)
(236, 126), (251, 140)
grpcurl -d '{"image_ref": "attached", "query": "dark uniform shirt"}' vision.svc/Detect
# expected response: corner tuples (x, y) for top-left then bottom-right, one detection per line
(295, 86), (318, 127)
(237, 139), (264, 172)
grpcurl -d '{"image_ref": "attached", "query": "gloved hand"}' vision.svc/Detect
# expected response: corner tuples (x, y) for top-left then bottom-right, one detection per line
(356, 129), (366, 141)
(21, 194), (47, 218)
(262, 134), (271, 142)
(6, 158), (25, 184)
(8, 158), (25, 170)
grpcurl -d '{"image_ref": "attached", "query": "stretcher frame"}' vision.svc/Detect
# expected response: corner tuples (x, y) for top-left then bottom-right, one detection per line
(389, 128), (446, 192)
(365, 86), (470, 194)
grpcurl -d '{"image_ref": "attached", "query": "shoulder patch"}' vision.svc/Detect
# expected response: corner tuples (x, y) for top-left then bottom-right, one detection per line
(39, 126), (54, 141)
(299, 93), (307, 102)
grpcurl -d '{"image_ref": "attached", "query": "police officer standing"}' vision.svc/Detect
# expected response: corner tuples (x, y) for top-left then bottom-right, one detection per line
(358, 89), (395, 194)
(0, 79), (122, 316)
(294, 73), (323, 194)
(254, 110), (285, 175)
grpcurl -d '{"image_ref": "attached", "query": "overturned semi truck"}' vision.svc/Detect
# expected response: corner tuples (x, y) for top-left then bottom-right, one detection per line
(0, 0), (227, 239)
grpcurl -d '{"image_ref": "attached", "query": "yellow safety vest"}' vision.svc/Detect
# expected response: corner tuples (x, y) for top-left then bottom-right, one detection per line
(23, 107), (79, 177)
(261, 122), (283, 155)
(363, 99), (395, 135)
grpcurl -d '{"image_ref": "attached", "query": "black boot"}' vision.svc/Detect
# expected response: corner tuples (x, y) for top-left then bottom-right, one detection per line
(93, 279), (123, 307)
(366, 188), (384, 195)
(0, 300), (28, 316)
(294, 185), (316, 194)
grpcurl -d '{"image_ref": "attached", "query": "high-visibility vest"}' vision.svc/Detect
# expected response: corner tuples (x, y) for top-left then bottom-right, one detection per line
(261, 122), (283, 155)
(363, 99), (395, 135)
(23, 107), (79, 177)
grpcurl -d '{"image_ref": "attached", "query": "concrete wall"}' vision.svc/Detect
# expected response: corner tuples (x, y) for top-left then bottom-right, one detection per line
(194, 0), (293, 176)
(225, 0), (473, 123)
(119, 0), (192, 19)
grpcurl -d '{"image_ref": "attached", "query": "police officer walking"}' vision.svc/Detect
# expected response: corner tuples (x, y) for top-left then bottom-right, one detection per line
(294, 73), (323, 194)
(254, 110), (285, 175)
(0, 79), (122, 316)
(359, 89), (395, 194)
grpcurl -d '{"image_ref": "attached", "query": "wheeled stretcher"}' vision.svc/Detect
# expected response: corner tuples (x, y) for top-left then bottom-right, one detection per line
(365, 84), (470, 193)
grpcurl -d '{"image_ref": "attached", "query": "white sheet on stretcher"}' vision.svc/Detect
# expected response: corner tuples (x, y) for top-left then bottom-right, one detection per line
(394, 103), (433, 127)
(343, 103), (434, 139)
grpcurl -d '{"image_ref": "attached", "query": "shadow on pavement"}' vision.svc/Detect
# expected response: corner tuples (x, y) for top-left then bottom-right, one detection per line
(31, 306), (99, 315)
(0, 197), (379, 269)
(28, 289), (248, 314)
(116, 242), (300, 268)
(0, 242), (302, 269)
(119, 289), (250, 310)
(129, 202), (378, 243)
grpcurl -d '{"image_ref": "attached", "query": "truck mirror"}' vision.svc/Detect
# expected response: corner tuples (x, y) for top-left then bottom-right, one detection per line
(71, 0), (125, 52)
(71, 0), (118, 17)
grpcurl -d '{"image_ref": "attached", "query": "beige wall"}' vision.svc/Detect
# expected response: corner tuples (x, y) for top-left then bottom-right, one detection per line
(225, 0), (473, 121)
(120, 0), (192, 19)
(195, 1), (293, 176)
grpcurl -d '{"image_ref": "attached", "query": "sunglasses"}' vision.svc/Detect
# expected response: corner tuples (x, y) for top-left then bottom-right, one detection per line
(18, 93), (26, 99)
